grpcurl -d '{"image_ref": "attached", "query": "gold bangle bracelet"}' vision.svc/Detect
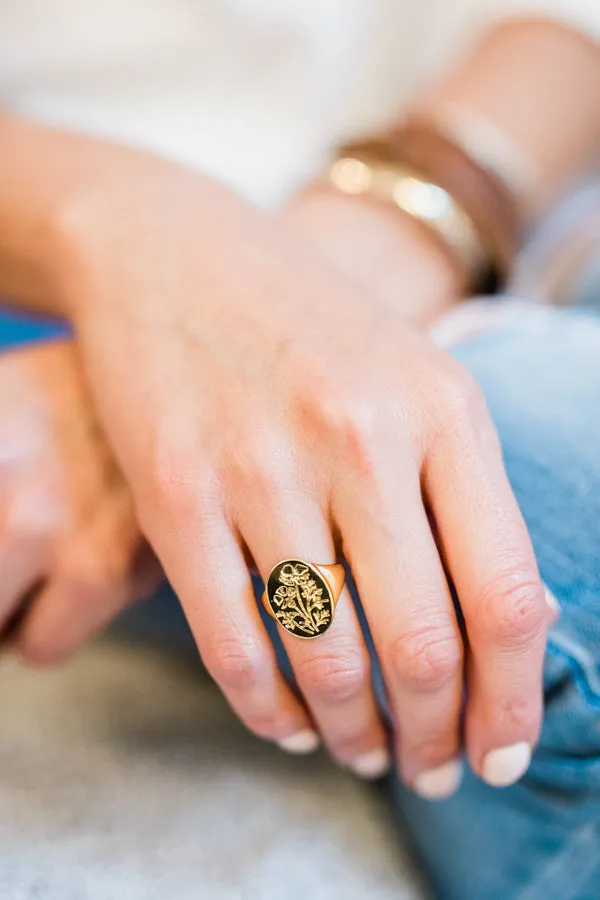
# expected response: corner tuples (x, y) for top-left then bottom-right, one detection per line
(324, 154), (488, 283)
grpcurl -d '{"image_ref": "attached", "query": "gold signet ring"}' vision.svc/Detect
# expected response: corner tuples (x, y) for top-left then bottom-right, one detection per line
(262, 560), (345, 639)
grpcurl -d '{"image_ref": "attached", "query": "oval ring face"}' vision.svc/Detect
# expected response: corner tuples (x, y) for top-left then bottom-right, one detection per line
(265, 560), (334, 639)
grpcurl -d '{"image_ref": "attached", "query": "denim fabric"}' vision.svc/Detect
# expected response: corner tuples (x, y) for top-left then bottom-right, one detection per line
(391, 308), (600, 900)
(0, 308), (69, 349)
(1, 305), (599, 899)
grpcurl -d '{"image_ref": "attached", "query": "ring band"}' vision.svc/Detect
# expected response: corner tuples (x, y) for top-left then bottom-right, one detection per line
(262, 559), (345, 640)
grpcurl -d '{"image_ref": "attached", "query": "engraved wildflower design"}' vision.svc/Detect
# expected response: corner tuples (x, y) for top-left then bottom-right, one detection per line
(271, 563), (332, 636)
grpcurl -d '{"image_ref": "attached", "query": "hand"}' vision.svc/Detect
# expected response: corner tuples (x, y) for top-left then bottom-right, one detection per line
(0, 340), (160, 664)
(283, 183), (468, 328)
(56, 156), (554, 794)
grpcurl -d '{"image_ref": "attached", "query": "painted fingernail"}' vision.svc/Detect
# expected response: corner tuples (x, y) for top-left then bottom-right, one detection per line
(482, 741), (531, 787)
(544, 586), (560, 617)
(413, 759), (463, 800)
(349, 748), (391, 780)
(277, 729), (320, 755)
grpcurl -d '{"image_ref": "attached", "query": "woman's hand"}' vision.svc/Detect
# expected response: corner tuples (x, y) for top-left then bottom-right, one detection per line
(54, 157), (555, 794)
(0, 340), (160, 663)
(282, 183), (469, 329)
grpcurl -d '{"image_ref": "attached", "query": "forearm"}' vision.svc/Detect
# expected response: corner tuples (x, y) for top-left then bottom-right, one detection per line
(0, 115), (245, 317)
(413, 19), (600, 220)
(0, 115), (114, 312)
(288, 19), (600, 324)
(1, 20), (598, 323)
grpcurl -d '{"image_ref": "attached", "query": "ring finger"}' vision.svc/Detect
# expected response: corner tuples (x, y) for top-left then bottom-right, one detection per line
(238, 490), (390, 780)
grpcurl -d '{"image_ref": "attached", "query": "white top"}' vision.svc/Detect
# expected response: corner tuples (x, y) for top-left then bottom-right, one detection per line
(1, 0), (598, 207)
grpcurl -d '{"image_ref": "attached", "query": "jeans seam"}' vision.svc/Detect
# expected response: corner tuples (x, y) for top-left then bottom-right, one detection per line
(546, 631), (600, 710)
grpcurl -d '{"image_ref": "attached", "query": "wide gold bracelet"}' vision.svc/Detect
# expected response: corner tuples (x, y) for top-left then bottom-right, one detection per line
(325, 153), (487, 285)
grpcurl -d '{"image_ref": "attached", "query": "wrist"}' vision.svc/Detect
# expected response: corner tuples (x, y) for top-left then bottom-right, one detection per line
(49, 156), (195, 323)
(0, 115), (254, 324)
(284, 183), (467, 327)
(0, 116), (152, 318)
(49, 146), (258, 327)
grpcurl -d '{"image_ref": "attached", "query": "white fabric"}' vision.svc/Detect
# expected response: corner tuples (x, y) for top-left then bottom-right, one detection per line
(0, 0), (598, 207)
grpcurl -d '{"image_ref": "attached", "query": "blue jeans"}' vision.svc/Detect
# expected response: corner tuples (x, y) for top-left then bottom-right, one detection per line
(393, 308), (600, 900)
(1, 305), (599, 899)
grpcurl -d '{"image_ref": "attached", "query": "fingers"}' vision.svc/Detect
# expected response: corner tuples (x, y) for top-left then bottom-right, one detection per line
(332, 455), (464, 800)
(0, 534), (43, 635)
(139, 477), (316, 751)
(423, 372), (552, 788)
(0, 485), (54, 634)
(13, 489), (141, 664)
(235, 473), (389, 780)
(0, 341), (163, 665)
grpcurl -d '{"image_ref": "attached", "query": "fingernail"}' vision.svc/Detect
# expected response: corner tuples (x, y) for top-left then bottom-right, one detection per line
(349, 748), (391, 780)
(277, 729), (320, 755)
(544, 586), (560, 617)
(413, 759), (463, 800)
(481, 741), (531, 787)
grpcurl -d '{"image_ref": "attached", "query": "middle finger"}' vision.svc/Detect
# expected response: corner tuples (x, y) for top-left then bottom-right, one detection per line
(332, 454), (465, 800)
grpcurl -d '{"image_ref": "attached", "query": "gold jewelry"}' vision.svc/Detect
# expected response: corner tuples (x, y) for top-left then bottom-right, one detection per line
(326, 153), (486, 280)
(262, 560), (345, 640)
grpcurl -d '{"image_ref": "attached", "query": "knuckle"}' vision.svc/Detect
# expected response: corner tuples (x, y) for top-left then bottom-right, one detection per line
(474, 569), (546, 645)
(203, 633), (273, 692)
(228, 438), (285, 501)
(388, 623), (462, 692)
(297, 378), (379, 462)
(494, 693), (539, 734)
(147, 452), (193, 517)
(339, 412), (380, 479)
(145, 438), (216, 525)
(330, 396), (378, 460)
(427, 363), (490, 447)
(228, 448), (312, 523)
(296, 648), (368, 703)
(439, 364), (484, 420)
(6, 486), (60, 544)
(56, 543), (118, 596)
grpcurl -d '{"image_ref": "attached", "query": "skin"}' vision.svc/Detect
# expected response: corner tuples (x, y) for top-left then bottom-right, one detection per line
(0, 340), (161, 662)
(0, 162), (553, 789)
(0, 20), (597, 792)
